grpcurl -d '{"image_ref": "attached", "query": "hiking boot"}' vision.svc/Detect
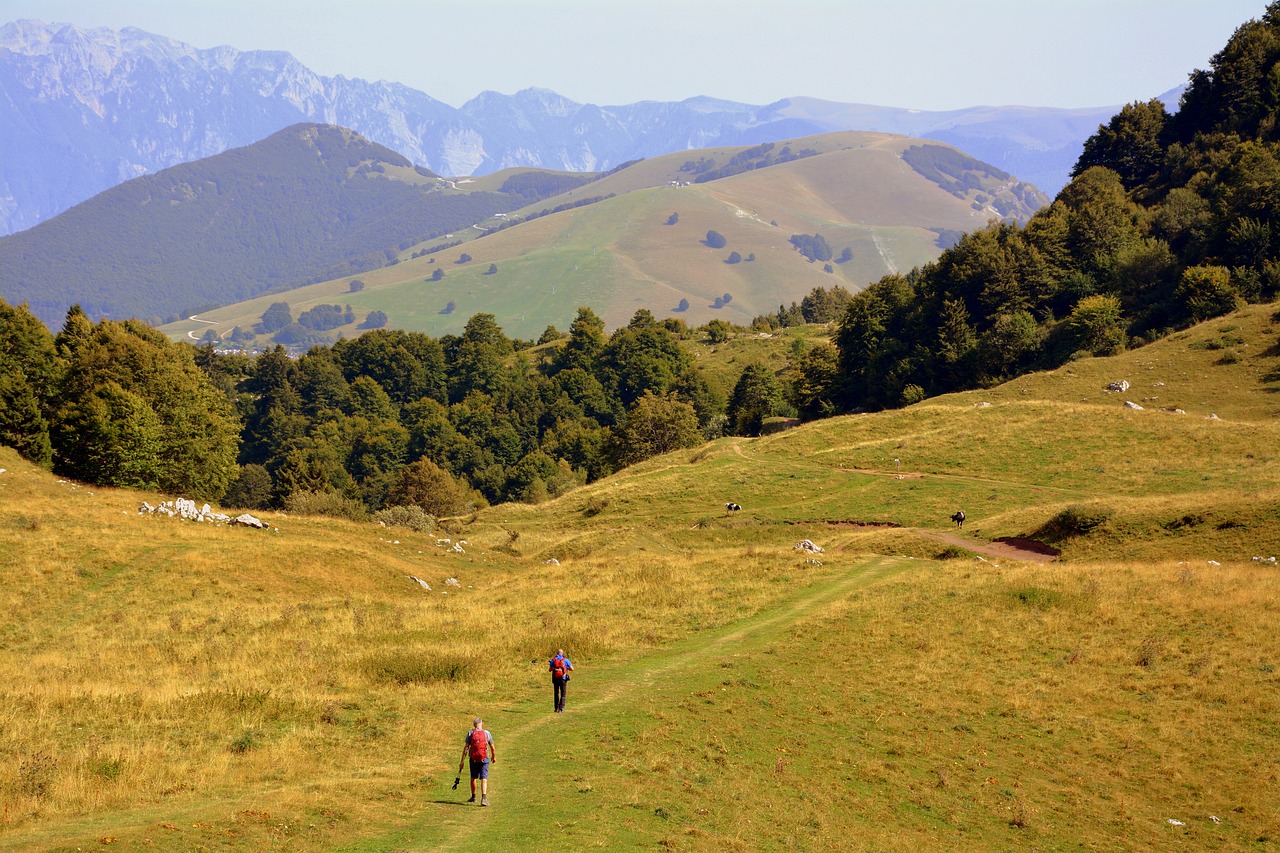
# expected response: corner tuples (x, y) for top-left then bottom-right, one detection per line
(481, 795), (489, 806)
(466, 795), (475, 803)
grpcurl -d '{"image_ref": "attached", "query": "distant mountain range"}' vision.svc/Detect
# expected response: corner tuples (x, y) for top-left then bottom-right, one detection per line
(0, 124), (567, 326)
(1, 122), (1049, 334)
(0, 19), (1144, 236)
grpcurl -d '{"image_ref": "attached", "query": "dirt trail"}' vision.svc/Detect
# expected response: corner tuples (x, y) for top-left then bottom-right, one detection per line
(411, 555), (913, 850)
(908, 528), (1060, 562)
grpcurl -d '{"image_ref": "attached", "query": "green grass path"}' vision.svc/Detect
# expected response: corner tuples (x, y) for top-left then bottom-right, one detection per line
(340, 555), (913, 852)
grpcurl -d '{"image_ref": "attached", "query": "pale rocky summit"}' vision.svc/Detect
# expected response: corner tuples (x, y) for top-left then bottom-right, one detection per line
(0, 19), (1112, 235)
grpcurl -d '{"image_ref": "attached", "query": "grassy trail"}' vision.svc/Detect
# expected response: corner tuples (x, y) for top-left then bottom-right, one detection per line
(346, 555), (913, 852)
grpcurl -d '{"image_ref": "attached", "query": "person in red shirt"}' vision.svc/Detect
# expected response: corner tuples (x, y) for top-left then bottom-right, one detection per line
(549, 649), (574, 713)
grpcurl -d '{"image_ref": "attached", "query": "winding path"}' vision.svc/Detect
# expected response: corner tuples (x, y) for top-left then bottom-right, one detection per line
(382, 555), (914, 850)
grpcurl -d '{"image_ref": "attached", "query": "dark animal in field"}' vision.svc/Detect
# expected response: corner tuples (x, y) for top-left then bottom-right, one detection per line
(726, 502), (741, 513)
(951, 510), (965, 528)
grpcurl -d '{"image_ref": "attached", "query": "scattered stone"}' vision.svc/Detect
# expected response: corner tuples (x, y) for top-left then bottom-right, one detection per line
(1172, 409), (1187, 415)
(232, 513), (266, 529)
(793, 539), (824, 553)
(545, 558), (560, 565)
(1123, 401), (1144, 410)
(975, 401), (991, 408)
(0, 468), (6, 474)
(1252, 556), (1277, 565)
(1153, 381), (1165, 387)
(1207, 560), (1221, 566)
(445, 577), (461, 588)
(140, 498), (234, 524)
(1207, 413), (1221, 420)
(1105, 380), (1130, 393)
(1167, 819), (1185, 826)
(804, 558), (823, 567)
(1210, 816), (1221, 824)
(408, 575), (431, 591)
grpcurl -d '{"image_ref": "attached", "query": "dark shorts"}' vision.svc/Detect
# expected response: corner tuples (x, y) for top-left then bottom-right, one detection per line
(469, 759), (489, 780)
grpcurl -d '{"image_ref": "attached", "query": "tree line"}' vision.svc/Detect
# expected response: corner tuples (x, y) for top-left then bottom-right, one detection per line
(0, 301), (809, 515)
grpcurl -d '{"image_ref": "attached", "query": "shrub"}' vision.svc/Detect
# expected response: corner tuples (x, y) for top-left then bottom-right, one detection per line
(373, 504), (436, 532)
(1036, 505), (1113, 541)
(283, 490), (368, 521)
(1177, 264), (1242, 322)
(900, 384), (927, 405)
(935, 546), (973, 560)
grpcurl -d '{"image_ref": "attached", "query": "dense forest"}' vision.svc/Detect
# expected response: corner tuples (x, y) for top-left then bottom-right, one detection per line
(803, 4), (1280, 413)
(0, 299), (806, 514)
(3, 4), (1279, 518)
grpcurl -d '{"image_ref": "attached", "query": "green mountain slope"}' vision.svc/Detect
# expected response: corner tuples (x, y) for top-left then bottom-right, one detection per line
(161, 132), (1048, 343)
(0, 124), (559, 327)
(1, 302), (1278, 851)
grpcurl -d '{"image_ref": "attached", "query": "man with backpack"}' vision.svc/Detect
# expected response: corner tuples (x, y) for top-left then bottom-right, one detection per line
(549, 648), (574, 713)
(457, 717), (495, 805)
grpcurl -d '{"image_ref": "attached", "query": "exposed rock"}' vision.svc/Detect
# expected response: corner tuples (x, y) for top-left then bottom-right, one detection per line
(545, 558), (560, 565)
(1, 20), (1078, 238)
(793, 539), (825, 553)
(138, 497), (270, 530)
(1123, 401), (1144, 410)
(408, 575), (432, 591)
(1105, 380), (1130, 392)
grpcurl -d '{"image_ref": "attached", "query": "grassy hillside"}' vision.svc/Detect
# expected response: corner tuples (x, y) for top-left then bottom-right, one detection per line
(160, 132), (1049, 344)
(3, 303), (1279, 850)
(0, 125), (558, 329)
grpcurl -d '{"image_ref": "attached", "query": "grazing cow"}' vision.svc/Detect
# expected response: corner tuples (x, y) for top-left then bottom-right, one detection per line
(950, 510), (965, 528)
(726, 502), (741, 513)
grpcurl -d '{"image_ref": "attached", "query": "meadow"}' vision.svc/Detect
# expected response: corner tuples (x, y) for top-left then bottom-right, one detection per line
(3, 303), (1280, 850)
(159, 132), (1026, 344)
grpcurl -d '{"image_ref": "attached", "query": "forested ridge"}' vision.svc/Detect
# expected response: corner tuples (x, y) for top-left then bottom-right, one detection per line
(0, 125), (547, 329)
(3, 5), (1280, 516)
(805, 3), (1280, 413)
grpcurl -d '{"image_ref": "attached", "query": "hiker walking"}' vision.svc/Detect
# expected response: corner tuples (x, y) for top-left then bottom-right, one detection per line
(458, 717), (495, 806)
(549, 648), (574, 713)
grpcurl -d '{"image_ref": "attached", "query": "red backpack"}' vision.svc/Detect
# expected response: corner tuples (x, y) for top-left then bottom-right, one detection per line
(551, 656), (567, 678)
(467, 728), (488, 761)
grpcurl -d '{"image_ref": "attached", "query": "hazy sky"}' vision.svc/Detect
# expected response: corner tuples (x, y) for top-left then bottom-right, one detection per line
(0, 0), (1267, 110)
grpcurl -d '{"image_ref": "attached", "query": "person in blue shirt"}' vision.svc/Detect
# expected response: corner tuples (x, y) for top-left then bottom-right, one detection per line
(549, 648), (574, 713)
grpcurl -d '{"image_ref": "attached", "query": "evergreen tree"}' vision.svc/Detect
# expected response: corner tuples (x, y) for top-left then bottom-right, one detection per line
(726, 363), (783, 436)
